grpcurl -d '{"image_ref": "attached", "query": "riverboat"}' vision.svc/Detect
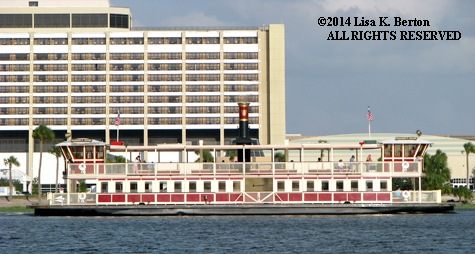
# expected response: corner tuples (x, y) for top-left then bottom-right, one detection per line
(30, 104), (453, 215)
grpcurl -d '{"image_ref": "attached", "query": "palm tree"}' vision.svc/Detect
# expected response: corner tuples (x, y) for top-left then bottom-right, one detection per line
(462, 142), (475, 190)
(48, 144), (62, 193)
(422, 149), (451, 191)
(4, 156), (20, 201)
(32, 124), (55, 203)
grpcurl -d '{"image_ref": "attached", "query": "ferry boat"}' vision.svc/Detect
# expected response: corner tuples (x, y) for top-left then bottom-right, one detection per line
(31, 104), (453, 215)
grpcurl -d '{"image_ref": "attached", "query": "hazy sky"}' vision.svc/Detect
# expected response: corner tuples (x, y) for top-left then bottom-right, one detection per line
(110, 0), (474, 136)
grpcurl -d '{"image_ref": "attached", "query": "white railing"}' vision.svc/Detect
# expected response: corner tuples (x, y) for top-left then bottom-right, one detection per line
(47, 190), (441, 206)
(68, 161), (423, 177)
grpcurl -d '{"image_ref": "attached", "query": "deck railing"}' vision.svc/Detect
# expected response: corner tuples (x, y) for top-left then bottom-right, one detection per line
(68, 161), (423, 177)
(47, 190), (441, 206)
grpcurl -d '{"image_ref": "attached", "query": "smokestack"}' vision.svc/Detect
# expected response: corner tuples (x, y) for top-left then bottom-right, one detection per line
(235, 102), (252, 163)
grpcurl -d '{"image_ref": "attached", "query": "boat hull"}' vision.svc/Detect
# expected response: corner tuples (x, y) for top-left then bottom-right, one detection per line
(29, 204), (454, 216)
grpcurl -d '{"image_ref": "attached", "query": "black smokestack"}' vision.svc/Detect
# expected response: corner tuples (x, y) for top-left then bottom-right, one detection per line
(235, 102), (252, 162)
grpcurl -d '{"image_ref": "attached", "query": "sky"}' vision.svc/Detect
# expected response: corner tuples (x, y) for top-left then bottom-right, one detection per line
(110, 0), (475, 137)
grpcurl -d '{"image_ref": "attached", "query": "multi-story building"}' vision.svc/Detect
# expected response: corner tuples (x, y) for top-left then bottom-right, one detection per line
(0, 0), (286, 181)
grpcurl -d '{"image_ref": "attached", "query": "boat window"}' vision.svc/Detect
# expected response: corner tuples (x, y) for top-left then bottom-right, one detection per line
(351, 180), (358, 191)
(101, 182), (108, 193)
(189, 181), (196, 192)
(416, 145), (426, 157)
(160, 181), (167, 192)
(233, 181), (240, 192)
(71, 146), (83, 159)
(86, 146), (93, 159)
(384, 144), (392, 157)
(145, 181), (152, 193)
(115, 182), (123, 193)
(218, 181), (226, 192)
(404, 145), (417, 157)
(292, 181), (300, 191)
(204, 181), (211, 192)
(366, 180), (373, 191)
(380, 180), (387, 191)
(394, 145), (402, 157)
(307, 180), (314, 192)
(277, 181), (285, 192)
(174, 181), (182, 192)
(130, 182), (138, 193)
(96, 146), (104, 159)
(322, 180), (329, 191)
(336, 181), (344, 192)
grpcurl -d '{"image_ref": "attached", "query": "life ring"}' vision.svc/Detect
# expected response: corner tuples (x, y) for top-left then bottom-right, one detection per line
(79, 163), (86, 173)
(79, 193), (87, 200)
(402, 161), (410, 171)
(402, 191), (410, 199)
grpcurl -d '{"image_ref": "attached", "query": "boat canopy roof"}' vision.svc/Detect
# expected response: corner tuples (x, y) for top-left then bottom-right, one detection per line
(380, 137), (433, 145)
(55, 138), (107, 147)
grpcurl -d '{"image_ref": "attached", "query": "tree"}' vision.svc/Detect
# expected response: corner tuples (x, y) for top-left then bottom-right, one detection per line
(422, 149), (451, 191)
(452, 186), (473, 204)
(462, 142), (475, 190)
(3, 156), (20, 201)
(32, 124), (55, 203)
(48, 144), (62, 193)
(274, 152), (286, 162)
(194, 150), (214, 162)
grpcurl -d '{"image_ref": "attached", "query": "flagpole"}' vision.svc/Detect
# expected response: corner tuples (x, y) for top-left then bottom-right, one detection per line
(368, 106), (371, 139)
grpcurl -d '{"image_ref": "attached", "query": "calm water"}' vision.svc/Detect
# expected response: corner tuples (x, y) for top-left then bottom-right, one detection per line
(0, 210), (474, 253)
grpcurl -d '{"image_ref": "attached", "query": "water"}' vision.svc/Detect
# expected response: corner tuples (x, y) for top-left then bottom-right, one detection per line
(1, 210), (474, 253)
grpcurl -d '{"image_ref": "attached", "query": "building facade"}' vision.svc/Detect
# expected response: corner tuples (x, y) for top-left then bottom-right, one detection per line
(0, 0), (286, 180)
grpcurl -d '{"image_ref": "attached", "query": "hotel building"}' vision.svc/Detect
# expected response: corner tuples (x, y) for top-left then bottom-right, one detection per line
(0, 0), (286, 179)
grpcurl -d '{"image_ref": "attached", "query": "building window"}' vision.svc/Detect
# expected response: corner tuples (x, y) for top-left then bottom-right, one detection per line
(29, 1), (38, 7)
(0, 14), (32, 28)
(34, 14), (70, 28)
(101, 182), (108, 193)
(394, 144), (402, 157)
(72, 14), (108, 28)
(384, 144), (392, 157)
(351, 180), (359, 191)
(189, 181), (196, 192)
(110, 14), (129, 28)
(380, 181), (388, 191)
(307, 180), (314, 192)
(277, 181), (285, 192)
(322, 180), (329, 191)
(115, 182), (123, 193)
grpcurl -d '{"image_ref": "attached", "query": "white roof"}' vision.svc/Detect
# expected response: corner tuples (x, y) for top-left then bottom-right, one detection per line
(55, 138), (107, 147)
(380, 137), (433, 145)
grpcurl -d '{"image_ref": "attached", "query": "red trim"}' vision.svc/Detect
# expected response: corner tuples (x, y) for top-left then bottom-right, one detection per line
(112, 194), (126, 202)
(304, 193), (318, 201)
(276, 193), (288, 201)
(142, 194), (155, 203)
(156, 194), (170, 202)
(200, 194), (214, 202)
(230, 193), (242, 202)
(289, 193), (302, 201)
(348, 193), (361, 201)
(318, 193), (332, 201)
(377, 193), (391, 201)
(98, 194), (111, 202)
(186, 194), (200, 202)
(363, 193), (377, 201)
(171, 194), (185, 202)
(215, 193), (230, 202)
(333, 193), (347, 202)
(127, 194), (141, 203)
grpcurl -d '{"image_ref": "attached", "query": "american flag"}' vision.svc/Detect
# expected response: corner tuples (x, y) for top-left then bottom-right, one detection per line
(367, 107), (373, 121)
(115, 111), (120, 126)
